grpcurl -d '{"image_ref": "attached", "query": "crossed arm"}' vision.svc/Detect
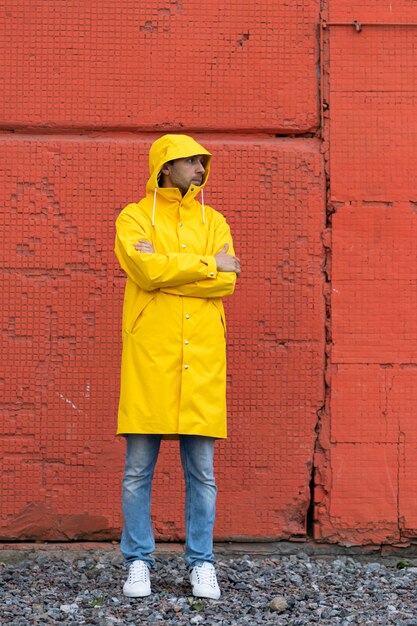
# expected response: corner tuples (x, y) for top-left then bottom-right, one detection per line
(134, 240), (241, 298)
(115, 209), (240, 297)
(135, 240), (241, 275)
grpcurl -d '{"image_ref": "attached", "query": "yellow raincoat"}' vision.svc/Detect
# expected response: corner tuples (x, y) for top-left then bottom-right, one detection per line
(115, 135), (237, 438)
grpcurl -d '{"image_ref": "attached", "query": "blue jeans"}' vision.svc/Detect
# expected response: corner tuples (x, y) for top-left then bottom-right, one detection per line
(121, 434), (217, 568)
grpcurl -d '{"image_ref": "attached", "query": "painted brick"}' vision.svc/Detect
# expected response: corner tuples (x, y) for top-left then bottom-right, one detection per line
(0, 1), (319, 132)
(0, 136), (325, 540)
(328, 28), (417, 202)
(390, 368), (417, 444)
(332, 203), (417, 283)
(331, 281), (417, 364)
(316, 13), (417, 545)
(329, 365), (398, 444)
(329, 1), (417, 22)
(329, 363), (417, 432)
(315, 443), (400, 544)
(400, 441), (417, 536)
(331, 203), (417, 363)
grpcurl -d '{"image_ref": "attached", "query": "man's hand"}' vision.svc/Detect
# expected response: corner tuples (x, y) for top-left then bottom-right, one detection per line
(214, 243), (241, 275)
(135, 240), (155, 253)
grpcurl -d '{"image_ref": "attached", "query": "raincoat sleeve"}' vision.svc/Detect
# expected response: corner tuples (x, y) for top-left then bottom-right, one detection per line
(115, 207), (218, 291)
(161, 270), (236, 298)
(161, 216), (237, 298)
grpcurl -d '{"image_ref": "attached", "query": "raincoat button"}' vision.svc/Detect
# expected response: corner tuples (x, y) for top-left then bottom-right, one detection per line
(182, 244), (186, 249)
(210, 272), (214, 277)
(179, 222), (183, 227)
(184, 364), (189, 370)
(185, 314), (190, 319)
(185, 340), (189, 345)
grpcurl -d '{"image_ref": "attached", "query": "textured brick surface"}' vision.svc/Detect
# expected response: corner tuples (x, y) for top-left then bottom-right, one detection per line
(329, 28), (417, 202)
(0, 136), (325, 540)
(332, 203), (417, 283)
(315, 443), (400, 544)
(329, 0), (417, 22)
(400, 439), (417, 535)
(331, 202), (417, 364)
(329, 365), (398, 444)
(0, 0), (319, 132)
(316, 18), (417, 543)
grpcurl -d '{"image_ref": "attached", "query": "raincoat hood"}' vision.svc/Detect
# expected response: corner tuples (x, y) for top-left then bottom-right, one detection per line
(146, 134), (212, 227)
(146, 134), (212, 194)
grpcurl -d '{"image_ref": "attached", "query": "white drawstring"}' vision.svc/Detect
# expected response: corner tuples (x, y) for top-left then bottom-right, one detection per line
(151, 188), (157, 227)
(201, 188), (206, 224)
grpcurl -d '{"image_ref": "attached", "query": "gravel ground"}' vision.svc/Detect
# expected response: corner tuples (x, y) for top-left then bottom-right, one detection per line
(1, 549), (417, 625)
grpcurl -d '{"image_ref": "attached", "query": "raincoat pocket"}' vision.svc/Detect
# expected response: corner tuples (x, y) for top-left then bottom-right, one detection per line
(212, 299), (227, 337)
(123, 290), (156, 335)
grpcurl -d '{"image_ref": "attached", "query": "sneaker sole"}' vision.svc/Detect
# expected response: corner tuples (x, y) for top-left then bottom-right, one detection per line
(123, 587), (151, 598)
(192, 588), (221, 600)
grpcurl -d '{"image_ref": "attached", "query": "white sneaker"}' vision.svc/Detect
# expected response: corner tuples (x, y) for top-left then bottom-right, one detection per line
(189, 562), (221, 600)
(123, 560), (151, 597)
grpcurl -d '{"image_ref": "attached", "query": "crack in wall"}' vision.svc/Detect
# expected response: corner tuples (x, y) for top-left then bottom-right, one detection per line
(306, 1), (332, 540)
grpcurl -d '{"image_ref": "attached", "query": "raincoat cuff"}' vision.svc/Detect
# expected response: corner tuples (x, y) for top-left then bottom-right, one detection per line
(206, 256), (217, 279)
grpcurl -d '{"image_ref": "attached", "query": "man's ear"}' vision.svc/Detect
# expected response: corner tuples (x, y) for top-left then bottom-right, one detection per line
(161, 163), (170, 175)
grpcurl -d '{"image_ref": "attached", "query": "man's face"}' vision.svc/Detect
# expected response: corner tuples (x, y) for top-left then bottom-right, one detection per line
(161, 155), (206, 195)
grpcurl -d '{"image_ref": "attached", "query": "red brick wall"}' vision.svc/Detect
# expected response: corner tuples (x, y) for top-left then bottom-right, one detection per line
(2, 0), (415, 546)
(315, 2), (417, 544)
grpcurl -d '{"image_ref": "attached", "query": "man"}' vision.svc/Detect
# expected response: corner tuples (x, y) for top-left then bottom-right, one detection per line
(114, 134), (240, 600)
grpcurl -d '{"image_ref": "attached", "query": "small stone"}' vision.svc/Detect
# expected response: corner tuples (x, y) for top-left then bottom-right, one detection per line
(234, 582), (250, 590)
(288, 573), (303, 586)
(269, 595), (289, 613)
(60, 603), (79, 614)
(366, 563), (382, 572)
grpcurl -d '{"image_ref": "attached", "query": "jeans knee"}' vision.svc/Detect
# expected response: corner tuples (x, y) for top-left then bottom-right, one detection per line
(122, 461), (155, 497)
(180, 436), (216, 483)
(185, 463), (217, 489)
(199, 467), (216, 486)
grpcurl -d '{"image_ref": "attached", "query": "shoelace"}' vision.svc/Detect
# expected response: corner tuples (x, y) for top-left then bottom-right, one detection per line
(194, 563), (217, 587)
(128, 561), (149, 584)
